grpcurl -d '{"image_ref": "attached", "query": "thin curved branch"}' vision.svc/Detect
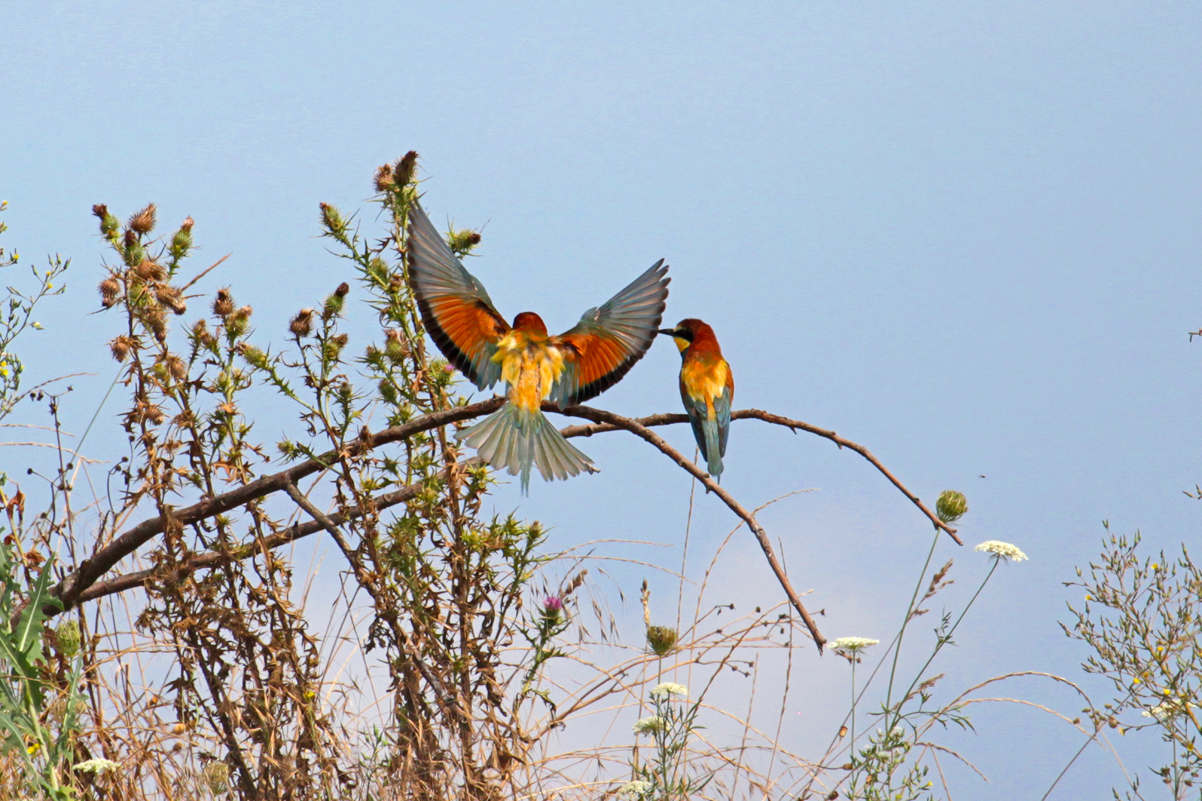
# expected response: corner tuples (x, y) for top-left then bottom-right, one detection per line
(560, 407), (961, 546)
(554, 403), (826, 652)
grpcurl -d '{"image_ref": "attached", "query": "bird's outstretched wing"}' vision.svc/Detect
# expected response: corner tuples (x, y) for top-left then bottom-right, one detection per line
(550, 259), (670, 407)
(407, 201), (509, 389)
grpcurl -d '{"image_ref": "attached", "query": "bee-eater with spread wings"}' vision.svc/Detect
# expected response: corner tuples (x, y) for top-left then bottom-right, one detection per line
(407, 201), (670, 492)
(659, 319), (734, 481)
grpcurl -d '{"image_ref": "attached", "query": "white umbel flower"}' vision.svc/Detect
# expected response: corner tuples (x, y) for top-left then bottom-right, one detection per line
(617, 780), (653, 798)
(633, 715), (665, 734)
(974, 540), (1028, 562)
(74, 758), (121, 775)
(828, 636), (879, 655)
(649, 682), (688, 700)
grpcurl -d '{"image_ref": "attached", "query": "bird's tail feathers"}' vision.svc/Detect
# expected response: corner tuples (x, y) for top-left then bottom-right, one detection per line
(702, 416), (724, 482)
(459, 404), (595, 493)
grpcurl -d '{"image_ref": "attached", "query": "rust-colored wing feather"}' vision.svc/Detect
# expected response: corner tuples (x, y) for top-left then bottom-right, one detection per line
(406, 201), (509, 389)
(550, 259), (670, 407)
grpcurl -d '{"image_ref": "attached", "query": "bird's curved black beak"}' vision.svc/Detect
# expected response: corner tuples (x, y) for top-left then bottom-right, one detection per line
(657, 328), (676, 337)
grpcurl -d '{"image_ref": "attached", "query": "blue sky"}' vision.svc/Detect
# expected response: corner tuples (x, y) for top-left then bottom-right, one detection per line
(5, 1), (1202, 797)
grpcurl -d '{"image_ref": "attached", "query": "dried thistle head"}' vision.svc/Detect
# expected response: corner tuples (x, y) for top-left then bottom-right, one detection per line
(134, 259), (166, 282)
(127, 203), (157, 235)
(162, 354), (188, 381)
(143, 305), (168, 341)
(212, 288), (234, 318)
(109, 336), (133, 362)
(98, 276), (121, 308)
(289, 308), (314, 338)
(393, 150), (419, 186)
(374, 163), (395, 192)
(155, 285), (187, 314)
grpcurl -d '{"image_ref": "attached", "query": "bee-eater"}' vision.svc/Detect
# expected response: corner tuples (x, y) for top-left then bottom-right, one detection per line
(659, 319), (734, 481)
(407, 200), (670, 492)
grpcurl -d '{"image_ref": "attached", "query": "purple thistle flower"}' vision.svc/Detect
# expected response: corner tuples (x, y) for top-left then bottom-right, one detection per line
(543, 595), (563, 613)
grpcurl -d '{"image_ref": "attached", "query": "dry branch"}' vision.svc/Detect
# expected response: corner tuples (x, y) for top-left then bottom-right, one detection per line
(38, 396), (948, 656)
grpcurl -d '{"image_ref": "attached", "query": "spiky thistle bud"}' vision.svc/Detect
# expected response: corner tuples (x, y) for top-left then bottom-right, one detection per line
(447, 227), (482, 257)
(122, 234), (146, 269)
(170, 220), (194, 260)
(323, 333), (348, 364)
(127, 203), (157, 235)
(319, 202), (346, 237)
(323, 282), (349, 317)
(240, 344), (268, 369)
(212, 289), (234, 318)
(98, 276), (121, 308)
(55, 620), (80, 658)
(93, 204), (120, 239)
(646, 625), (678, 656)
(936, 490), (968, 524)
(289, 308), (314, 338)
(384, 328), (410, 361)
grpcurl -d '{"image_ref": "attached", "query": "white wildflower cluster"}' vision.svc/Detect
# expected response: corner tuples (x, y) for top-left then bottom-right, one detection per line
(1142, 699), (1194, 722)
(828, 636), (879, 655)
(649, 682), (688, 700)
(74, 758), (121, 775)
(617, 780), (652, 798)
(973, 540), (1027, 562)
(633, 715), (665, 734)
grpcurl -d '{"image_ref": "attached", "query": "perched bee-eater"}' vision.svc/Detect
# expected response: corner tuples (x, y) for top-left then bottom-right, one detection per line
(659, 319), (734, 481)
(407, 201), (670, 492)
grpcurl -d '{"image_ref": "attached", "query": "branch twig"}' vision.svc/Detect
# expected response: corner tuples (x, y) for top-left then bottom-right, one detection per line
(554, 403), (827, 652)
